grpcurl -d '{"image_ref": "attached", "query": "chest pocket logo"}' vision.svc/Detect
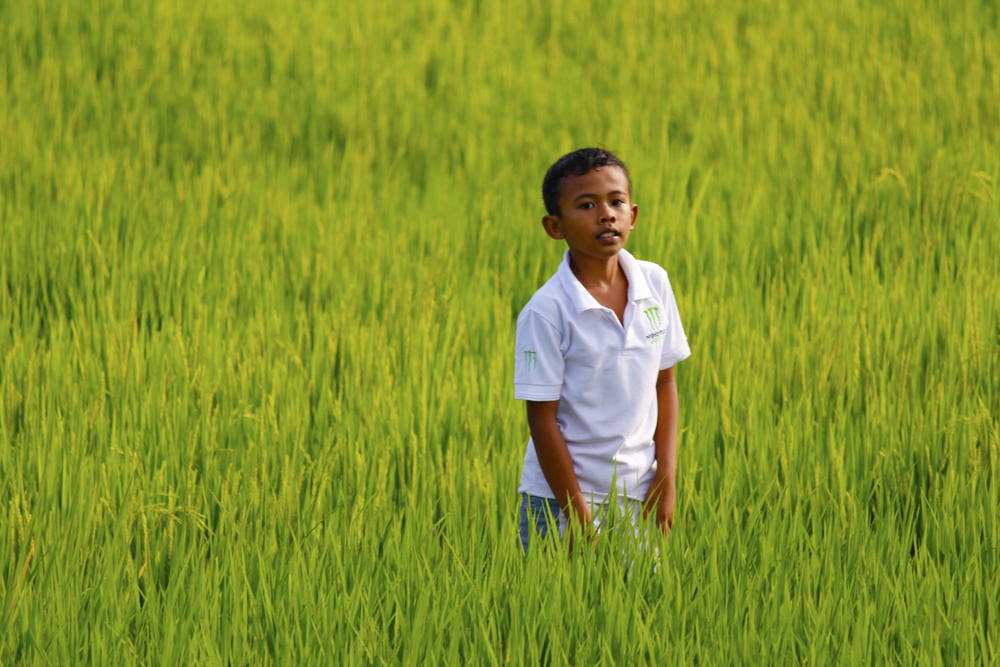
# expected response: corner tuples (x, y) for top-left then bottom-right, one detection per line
(643, 307), (666, 343)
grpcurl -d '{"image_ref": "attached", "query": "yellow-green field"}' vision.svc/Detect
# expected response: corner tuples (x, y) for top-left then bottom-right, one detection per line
(2, 0), (999, 663)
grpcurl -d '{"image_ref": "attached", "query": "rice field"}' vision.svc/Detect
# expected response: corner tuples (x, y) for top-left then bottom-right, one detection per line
(1, 0), (999, 663)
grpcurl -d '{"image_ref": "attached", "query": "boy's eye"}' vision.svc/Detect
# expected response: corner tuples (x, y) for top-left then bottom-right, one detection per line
(580, 202), (595, 209)
(612, 199), (626, 206)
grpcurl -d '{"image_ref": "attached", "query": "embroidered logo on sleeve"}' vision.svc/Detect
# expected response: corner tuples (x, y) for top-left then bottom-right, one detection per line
(643, 307), (666, 343)
(524, 350), (537, 371)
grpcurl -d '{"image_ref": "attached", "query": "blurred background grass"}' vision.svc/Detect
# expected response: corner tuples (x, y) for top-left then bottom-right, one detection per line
(1, 0), (998, 663)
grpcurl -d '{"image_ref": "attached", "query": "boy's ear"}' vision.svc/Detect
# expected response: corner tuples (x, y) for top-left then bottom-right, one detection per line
(629, 204), (638, 229)
(542, 214), (565, 240)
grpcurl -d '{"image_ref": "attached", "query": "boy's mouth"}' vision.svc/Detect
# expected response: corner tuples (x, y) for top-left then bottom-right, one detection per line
(597, 230), (620, 239)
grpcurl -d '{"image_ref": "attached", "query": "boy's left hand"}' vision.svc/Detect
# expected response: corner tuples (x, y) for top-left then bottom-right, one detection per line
(642, 476), (675, 535)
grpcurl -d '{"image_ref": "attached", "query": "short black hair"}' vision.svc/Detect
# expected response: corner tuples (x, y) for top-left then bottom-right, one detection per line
(542, 147), (632, 217)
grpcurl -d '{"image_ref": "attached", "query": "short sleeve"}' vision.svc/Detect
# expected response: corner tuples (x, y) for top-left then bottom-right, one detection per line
(513, 310), (564, 401)
(658, 273), (692, 370)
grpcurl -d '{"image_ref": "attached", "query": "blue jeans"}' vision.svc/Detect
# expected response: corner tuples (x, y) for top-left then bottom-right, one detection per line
(518, 493), (661, 557)
(518, 494), (563, 554)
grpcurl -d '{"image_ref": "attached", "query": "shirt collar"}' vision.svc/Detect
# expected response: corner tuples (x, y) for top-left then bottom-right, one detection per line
(556, 248), (653, 314)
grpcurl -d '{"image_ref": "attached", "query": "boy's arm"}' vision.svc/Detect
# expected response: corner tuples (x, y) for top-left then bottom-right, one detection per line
(525, 400), (594, 535)
(644, 366), (679, 533)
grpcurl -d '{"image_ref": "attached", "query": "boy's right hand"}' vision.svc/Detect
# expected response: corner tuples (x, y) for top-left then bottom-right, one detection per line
(565, 501), (599, 555)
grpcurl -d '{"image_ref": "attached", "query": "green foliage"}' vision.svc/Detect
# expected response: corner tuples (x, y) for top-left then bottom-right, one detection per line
(1, 0), (998, 663)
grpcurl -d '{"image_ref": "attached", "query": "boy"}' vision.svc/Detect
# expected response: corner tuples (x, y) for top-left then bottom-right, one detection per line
(514, 148), (691, 553)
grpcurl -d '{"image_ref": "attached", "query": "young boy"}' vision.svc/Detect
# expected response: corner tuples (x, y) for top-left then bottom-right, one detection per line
(514, 148), (691, 553)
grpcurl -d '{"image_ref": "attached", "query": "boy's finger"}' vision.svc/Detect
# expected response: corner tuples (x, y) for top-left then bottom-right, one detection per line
(657, 508), (673, 533)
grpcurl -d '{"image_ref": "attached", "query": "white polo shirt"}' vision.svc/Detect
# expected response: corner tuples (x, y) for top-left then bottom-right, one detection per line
(514, 249), (691, 503)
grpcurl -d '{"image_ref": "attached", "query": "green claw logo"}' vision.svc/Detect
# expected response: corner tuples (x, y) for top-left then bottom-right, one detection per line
(524, 350), (537, 371)
(643, 307), (661, 328)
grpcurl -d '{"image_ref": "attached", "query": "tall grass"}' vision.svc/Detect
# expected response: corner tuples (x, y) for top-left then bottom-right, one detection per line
(1, 0), (998, 663)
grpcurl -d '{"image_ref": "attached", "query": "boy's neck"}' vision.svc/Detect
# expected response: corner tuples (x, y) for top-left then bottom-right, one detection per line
(567, 249), (626, 293)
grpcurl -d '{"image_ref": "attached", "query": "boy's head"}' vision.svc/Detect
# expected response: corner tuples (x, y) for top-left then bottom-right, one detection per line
(540, 148), (637, 259)
(542, 147), (632, 218)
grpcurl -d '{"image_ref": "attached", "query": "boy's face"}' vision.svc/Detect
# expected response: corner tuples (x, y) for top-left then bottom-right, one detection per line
(542, 166), (637, 262)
